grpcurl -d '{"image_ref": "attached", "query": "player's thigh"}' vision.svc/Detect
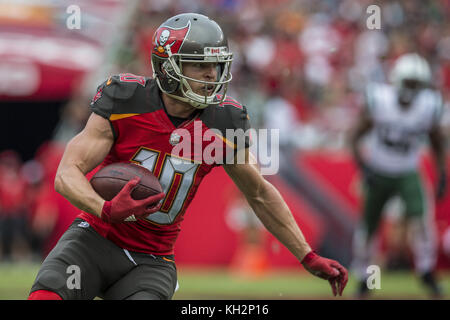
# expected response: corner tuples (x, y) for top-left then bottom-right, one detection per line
(30, 219), (134, 300)
(125, 290), (162, 300)
(398, 172), (426, 218)
(362, 176), (393, 235)
(102, 260), (177, 300)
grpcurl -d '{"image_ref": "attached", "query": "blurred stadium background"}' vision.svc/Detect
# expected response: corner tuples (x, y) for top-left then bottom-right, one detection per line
(1, 0), (450, 299)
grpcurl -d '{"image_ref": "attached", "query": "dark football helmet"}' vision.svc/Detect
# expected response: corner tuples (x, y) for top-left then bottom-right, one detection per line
(151, 13), (233, 109)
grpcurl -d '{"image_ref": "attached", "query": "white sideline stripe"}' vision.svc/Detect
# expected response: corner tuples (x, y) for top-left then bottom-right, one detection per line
(123, 249), (137, 266)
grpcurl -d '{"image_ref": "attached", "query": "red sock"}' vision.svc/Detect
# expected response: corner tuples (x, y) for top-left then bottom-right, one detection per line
(28, 290), (62, 300)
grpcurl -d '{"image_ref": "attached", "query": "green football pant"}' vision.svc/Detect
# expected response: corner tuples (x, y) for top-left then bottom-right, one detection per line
(351, 170), (437, 280)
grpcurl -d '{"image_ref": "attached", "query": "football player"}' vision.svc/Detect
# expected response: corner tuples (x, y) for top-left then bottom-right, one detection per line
(28, 13), (347, 300)
(350, 53), (446, 298)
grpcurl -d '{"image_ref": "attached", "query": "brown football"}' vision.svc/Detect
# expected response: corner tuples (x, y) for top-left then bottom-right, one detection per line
(90, 162), (163, 201)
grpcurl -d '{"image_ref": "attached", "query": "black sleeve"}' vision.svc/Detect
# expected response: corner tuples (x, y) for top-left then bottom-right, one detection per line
(201, 98), (253, 152)
(90, 79), (115, 119)
(227, 104), (252, 150)
(89, 75), (144, 119)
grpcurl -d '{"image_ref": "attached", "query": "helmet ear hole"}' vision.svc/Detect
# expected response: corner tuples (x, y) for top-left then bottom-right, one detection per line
(152, 56), (180, 93)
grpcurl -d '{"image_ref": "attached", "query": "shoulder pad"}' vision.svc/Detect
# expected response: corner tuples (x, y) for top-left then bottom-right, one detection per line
(201, 95), (252, 150)
(365, 82), (391, 114)
(422, 89), (444, 124)
(103, 74), (147, 100)
(218, 95), (243, 109)
(208, 95), (251, 131)
(90, 74), (151, 119)
(223, 98), (251, 132)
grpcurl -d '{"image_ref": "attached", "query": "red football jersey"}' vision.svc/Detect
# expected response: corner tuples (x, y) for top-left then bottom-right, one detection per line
(78, 74), (251, 255)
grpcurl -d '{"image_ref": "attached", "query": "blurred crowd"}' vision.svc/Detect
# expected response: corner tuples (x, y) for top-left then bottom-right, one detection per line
(0, 144), (75, 262)
(118, 0), (450, 148)
(2, 0), (450, 262)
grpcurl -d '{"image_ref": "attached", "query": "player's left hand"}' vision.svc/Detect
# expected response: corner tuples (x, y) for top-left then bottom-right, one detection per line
(301, 251), (348, 296)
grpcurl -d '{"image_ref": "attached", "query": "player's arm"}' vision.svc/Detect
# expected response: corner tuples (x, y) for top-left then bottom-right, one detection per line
(224, 151), (311, 259)
(55, 112), (165, 222)
(348, 107), (373, 168)
(223, 150), (348, 296)
(429, 124), (447, 199)
(430, 124), (446, 172)
(54, 112), (114, 216)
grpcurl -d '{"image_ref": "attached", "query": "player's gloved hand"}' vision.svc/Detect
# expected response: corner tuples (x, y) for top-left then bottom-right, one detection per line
(436, 171), (447, 200)
(101, 177), (165, 223)
(301, 250), (348, 296)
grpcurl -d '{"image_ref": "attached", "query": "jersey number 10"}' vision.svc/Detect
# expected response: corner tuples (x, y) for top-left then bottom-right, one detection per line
(132, 148), (200, 225)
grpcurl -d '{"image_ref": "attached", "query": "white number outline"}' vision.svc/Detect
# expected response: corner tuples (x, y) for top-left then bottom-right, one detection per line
(132, 147), (200, 225)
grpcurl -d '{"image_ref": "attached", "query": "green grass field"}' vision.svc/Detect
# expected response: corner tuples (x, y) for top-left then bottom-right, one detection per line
(1, 263), (449, 300)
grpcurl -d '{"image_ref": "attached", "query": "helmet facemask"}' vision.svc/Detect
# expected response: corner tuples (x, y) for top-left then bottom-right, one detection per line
(152, 45), (233, 109)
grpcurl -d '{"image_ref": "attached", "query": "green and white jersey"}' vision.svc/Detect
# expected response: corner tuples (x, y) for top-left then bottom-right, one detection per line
(363, 82), (443, 175)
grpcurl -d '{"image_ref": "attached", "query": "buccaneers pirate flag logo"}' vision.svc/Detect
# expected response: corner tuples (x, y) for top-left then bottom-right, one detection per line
(152, 21), (191, 57)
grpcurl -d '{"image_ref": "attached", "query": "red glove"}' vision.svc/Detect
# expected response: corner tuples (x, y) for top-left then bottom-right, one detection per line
(301, 250), (348, 296)
(101, 178), (165, 223)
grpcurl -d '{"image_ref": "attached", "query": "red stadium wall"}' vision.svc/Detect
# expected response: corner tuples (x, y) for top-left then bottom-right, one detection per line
(174, 167), (325, 268)
(295, 150), (450, 271)
(175, 150), (450, 270)
(47, 149), (450, 270)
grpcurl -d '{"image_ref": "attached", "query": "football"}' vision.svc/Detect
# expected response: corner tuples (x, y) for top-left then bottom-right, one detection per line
(90, 162), (163, 201)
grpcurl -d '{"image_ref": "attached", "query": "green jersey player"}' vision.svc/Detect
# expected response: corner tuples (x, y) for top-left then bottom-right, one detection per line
(350, 53), (447, 298)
